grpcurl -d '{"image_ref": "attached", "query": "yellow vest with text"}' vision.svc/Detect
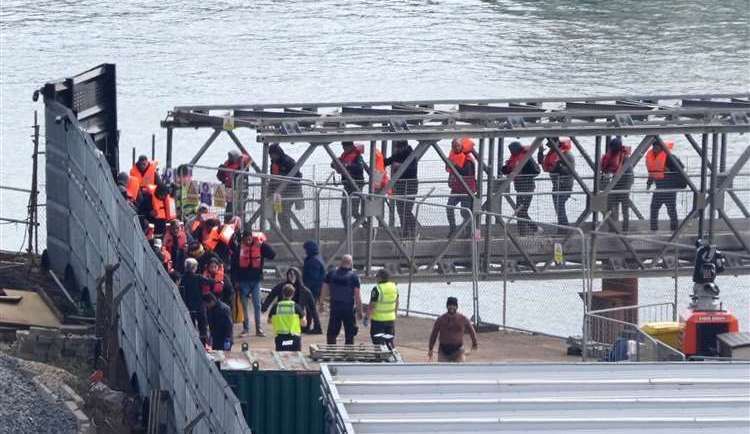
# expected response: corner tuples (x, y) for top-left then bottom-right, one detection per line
(272, 300), (301, 336)
(372, 281), (398, 322)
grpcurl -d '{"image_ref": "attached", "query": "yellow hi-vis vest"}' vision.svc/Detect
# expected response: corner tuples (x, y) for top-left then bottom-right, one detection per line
(272, 300), (301, 336)
(372, 281), (398, 322)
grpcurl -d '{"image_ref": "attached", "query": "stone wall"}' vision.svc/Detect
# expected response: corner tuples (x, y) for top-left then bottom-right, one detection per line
(15, 326), (98, 366)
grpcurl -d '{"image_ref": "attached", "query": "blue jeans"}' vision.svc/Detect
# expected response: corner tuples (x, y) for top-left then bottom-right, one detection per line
(238, 279), (262, 332)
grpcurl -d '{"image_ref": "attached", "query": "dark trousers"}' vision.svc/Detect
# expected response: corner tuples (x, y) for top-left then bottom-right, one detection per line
(189, 309), (208, 344)
(370, 320), (395, 346)
(327, 305), (357, 345)
(447, 195), (472, 233)
(340, 194), (362, 225)
(650, 191), (678, 231)
(515, 192), (537, 235)
(275, 334), (301, 351)
(552, 192), (570, 226)
(607, 193), (631, 232)
(395, 180), (418, 237)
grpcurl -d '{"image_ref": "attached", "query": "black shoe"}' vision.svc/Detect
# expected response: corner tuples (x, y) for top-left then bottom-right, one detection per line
(310, 328), (323, 335)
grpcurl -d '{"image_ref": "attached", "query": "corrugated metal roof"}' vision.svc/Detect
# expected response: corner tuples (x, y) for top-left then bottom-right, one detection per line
(321, 362), (750, 434)
(718, 332), (750, 348)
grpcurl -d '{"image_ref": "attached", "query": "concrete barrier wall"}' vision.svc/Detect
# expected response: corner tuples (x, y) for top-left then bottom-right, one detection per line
(44, 100), (251, 434)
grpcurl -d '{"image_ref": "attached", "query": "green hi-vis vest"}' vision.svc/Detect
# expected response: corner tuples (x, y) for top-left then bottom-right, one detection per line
(372, 281), (398, 322)
(272, 300), (301, 336)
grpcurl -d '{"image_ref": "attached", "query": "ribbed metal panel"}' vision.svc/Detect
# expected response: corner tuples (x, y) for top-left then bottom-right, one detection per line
(321, 362), (750, 434)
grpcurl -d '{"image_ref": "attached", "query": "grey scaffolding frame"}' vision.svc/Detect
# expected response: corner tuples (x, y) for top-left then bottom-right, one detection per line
(162, 93), (750, 281)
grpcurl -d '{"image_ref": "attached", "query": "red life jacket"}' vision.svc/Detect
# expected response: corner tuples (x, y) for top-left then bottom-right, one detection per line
(130, 160), (158, 187)
(601, 146), (632, 174)
(160, 247), (173, 273)
(201, 265), (224, 295)
(340, 144), (365, 165)
(218, 155), (251, 188)
(542, 138), (573, 172)
(504, 146), (531, 173)
(239, 233), (266, 269)
(146, 185), (176, 221)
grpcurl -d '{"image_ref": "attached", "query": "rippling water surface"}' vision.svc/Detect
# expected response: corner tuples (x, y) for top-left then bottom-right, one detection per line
(1, 1), (748, 333)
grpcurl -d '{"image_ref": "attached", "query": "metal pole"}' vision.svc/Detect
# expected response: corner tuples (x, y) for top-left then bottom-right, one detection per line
(502, 214), (508, 330)
(132, 147), (136, 166)
(673, 244), (678, 321)
(592, 136), (601, 275)
(166, 127), (173, 169)
(406, 188), (435, 317)
(366, 140), (377, 276)
(708, 133), (719, 243)
(151, 134), (155, 161)
(720, 133), (727, 172)
(484, 137), (496, 272)
(698, 133), (708, 238)
(260, 142), (269, 231)
(28, 110), (40, 257)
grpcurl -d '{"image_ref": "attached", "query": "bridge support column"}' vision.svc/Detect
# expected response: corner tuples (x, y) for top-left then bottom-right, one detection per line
(593, 277), (639, 322)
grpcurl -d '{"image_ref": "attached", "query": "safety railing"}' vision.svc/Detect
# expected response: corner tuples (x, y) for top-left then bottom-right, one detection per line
(583, 313), (685, 362)
(44, 100), (251, 433)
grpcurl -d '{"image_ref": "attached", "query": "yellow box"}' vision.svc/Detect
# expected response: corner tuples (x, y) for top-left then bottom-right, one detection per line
(641, 321), (684, 349)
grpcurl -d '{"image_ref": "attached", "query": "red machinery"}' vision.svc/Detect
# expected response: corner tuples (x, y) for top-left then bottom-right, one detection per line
(680, 241), (740, 358)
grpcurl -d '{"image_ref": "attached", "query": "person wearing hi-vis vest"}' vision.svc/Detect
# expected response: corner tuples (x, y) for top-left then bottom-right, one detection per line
(366, 269), (399, 346)
(231, 230), (276, 337)
(267, 284), (307, 351)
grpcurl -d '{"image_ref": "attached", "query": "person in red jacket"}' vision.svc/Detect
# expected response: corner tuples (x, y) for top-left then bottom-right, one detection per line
(231, 230), (276, 336)
(446, 138), (477, 238)
(216, 150), (251, 220)
(601, 137), (634, 232)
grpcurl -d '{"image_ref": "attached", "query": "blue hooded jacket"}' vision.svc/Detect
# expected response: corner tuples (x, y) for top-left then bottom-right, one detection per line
(302, 241), (326, 297)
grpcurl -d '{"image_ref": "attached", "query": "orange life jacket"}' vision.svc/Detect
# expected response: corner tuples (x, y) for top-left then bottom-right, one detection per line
(645, 140), (674, 181)
(542, 138), (573, 172)
(447, 138), (477, 193)
(239, 233), (266, 269)
(146, 185), (176, 221)
(130, 160), (158, 187)
(125, 176), (141, 202)
(201, 265), (225, 295)
(372, 149), (391, 193)
(340, 144), (365, 165)
(163, 228), (187, 253)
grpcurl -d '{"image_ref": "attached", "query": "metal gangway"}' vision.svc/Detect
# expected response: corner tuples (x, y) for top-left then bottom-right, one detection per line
(163, 94), (750, 281)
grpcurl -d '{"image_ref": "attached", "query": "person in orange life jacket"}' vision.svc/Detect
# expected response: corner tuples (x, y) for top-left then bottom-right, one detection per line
(130, 155), (159, 188)
(152, 238), (173, 275)
(203, 292), (234, 351)
(267, 284), (307, 351)
(139, 183), (176, 236)
(262, 267), (322, 334)
(164, 220), (192, 275)
(202, 258), (235, 308)
(385, 140), (419, 238)
(501, 141), (541, 236)
(217, 150), (251, 219)
(446, 138), (477, 238)
(646, 137), (684, 231)
(117, 171), (141, 205)
(601, 137), (635, 232)
(187, 241), (221, 274)
(204, 216), (239, 266)
(331, 142), (365, 225)
(187, 204), (211, 239)
(537, 137), (575, 227)
(231, 230), (276, 337)
(179, 258), (215, 344)
(268, 144), (303, 235)
(320, 254), (363, 345)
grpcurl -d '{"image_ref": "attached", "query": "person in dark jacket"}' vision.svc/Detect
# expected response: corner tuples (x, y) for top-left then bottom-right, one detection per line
(385, 140), (419, 238)
(331, 142), (366, 225)
(320, 255), (363, 345)
(601, 137), (634, 232)
(179, 258), (214, 344)
(269, 144), (303, 235)
(303, 241), (326, 301)
(501, 141), (540, 236)
(231, 230), (276, 337)
(203, 292), (234, 351)
(646, 138), (684, 232)
(537, 137), (575, 227)
(262, 267), (322, 334)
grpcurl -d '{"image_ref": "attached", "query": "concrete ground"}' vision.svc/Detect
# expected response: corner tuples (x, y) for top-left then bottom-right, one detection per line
(232, 307), (578, 366)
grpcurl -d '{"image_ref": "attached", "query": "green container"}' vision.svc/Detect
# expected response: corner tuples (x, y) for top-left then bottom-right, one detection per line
(223, 369), (325, 434)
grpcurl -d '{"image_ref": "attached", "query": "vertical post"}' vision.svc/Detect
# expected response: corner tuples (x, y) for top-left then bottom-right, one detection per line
(132, 147), (136, 166)
(384, 140), (395, 228)
(476, 137), (485, 263)
(592, 136), (602, 272)
(484, 137), (496, 273)
(502, 214), (508, 330)
(698, 133), (708, 238)
(166, 127), (173, 169)
(720, 133), (727, 172)
(366, 140), (377, 276)
(260, 142), (269, 231)
(151, 134), (155, 161)
(708, 133), (719, 243)
(673, 244), (678, 321)
(28, 110), (40, 257)
(497, 137), (505, 220)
